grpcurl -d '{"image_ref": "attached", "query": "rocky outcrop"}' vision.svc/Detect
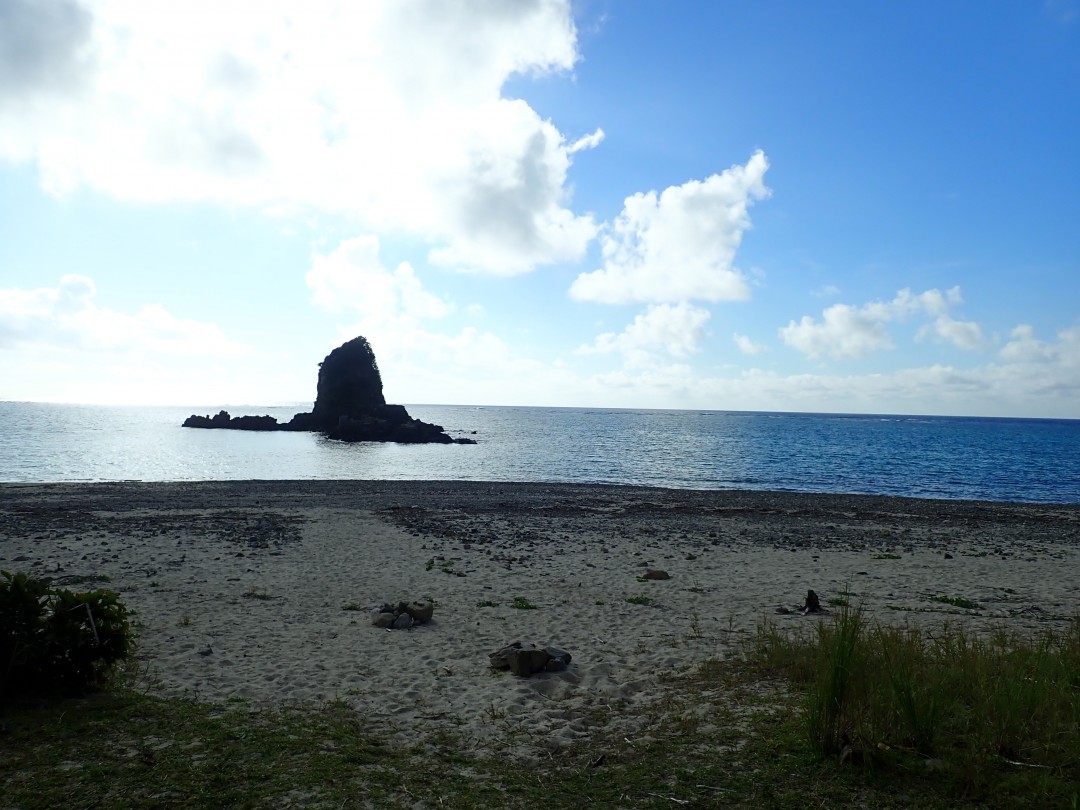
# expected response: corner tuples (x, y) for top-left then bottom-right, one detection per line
(183, 336), (476, 444)
(370, 599), (435, 630)
(489, 641), (572, 677)
(323, 410), (464, 444)
(182, 411), (279, 431)
(310, 337), (385, 424)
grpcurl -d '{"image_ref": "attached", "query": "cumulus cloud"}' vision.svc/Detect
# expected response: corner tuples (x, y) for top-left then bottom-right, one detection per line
(0, 274), (251, 357)
(733, 333), (767, 355)
(1000, 324), (1053, 363)
(1000, 324), (1079, 365)
(0, 0), (595, 273)
(305, 235), (539, 402)
(779, 303), (892, 359)
(426, 102), (598, 274)
(569, 151), (769, 305)
(577, 303), (710, 365)
(409, 319), (1080, 412)
(920, 314), (985, 350)
(780, 286), (983, 359)
(306, 236), (452, 323)
(329, 316), (1080, 413)
(566, 335), (1080, 415)
(0, 0), (93, 100)
(330, 318), (587, 407)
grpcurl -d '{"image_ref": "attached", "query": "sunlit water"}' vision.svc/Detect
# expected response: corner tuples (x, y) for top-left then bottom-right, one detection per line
(1, 402), (1077, 503)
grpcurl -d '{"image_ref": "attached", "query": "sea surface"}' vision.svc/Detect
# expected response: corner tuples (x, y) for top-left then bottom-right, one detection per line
(1, 402), (1078, 504)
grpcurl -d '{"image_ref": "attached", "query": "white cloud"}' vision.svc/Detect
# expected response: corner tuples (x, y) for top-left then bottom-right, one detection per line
(780, 286), (983, 359)
(812, 284), (842, 298)
(779, 303), (893, 359)
(1000, 324), (1056, 363)
(425, 101), (598, 274)
(0, 274), (250, 358)
(733, 333), (767, 355)
(567, 127), (605, 153)
(305, 235), (542, 403)
(920, 314), (985, 350)
(1000, 324), (1079, 366)
(569, 150), (770, 304)
(6, 269), (1076, 415)
(324, 318), (1080, 413)
(566, 341), (1080, 416)
(577, 303), (710, 365)
(334, 320), (587, 407)
(0, 0), (595, 274)
(306, 236), (452, 323)
(0, 0), (94, 99)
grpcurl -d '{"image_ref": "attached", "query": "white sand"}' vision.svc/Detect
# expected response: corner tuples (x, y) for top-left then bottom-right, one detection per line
(3, 481), (1078, 759)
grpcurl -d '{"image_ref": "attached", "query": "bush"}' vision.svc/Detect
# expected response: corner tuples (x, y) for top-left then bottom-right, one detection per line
(1, 570), (133, 704)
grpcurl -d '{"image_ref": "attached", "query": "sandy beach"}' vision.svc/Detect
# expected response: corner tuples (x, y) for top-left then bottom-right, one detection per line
(2, 481), (1078, 759)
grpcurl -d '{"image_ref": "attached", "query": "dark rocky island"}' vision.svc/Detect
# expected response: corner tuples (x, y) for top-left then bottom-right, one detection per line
(183, 337), (476, 444)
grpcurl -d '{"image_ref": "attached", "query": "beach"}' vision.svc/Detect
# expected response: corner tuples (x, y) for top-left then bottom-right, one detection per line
(2, 481), (1078, 759)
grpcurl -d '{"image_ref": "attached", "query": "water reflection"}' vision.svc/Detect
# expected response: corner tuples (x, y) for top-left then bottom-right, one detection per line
(0, 403), (1077, 503)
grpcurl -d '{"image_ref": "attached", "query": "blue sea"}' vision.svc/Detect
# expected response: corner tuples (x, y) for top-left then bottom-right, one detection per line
(0, 402), (1077, 504)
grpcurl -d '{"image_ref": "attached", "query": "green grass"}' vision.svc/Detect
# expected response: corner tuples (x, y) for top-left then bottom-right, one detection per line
(928, 594), (980, 610)
(625, 593), (653, 606)
(0, 677), (875, 809)
(5, 611), (1079, 809)
(805, 602), (864, 756)
(476, 599), (501, 608)
(2, 693), (399, 809)
(749, 606), (1080, 805)
(509, 596), (537, 610)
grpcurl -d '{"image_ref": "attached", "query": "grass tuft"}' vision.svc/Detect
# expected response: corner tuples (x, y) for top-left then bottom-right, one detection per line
(745, 610), (1080, 803)
(928, 594), (980, 610)
(805, 603), (864, 756)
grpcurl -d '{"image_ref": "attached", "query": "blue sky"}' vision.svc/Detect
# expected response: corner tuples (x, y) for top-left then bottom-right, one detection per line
(1, 0), (1078, 416)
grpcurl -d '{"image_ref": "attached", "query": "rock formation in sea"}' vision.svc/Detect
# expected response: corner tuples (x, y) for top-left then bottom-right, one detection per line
(183, 336), (476, 444)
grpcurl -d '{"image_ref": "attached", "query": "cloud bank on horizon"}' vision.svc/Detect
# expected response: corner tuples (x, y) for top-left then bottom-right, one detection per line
(1, 0), (1078, 417)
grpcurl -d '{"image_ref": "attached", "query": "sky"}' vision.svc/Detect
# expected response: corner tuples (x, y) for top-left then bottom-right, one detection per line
(1, 0), (1078, 417)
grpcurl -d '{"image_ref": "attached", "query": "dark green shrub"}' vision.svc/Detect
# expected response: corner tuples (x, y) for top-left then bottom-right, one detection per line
(1, 570), (133, 704)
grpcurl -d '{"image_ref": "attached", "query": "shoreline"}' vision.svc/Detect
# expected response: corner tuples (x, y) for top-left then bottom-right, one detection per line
(6, 476), (1080, 507)
(3, 481), (1078, 758)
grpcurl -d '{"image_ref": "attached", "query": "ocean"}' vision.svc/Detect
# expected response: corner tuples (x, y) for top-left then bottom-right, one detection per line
(0, 402), (1077, 504)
